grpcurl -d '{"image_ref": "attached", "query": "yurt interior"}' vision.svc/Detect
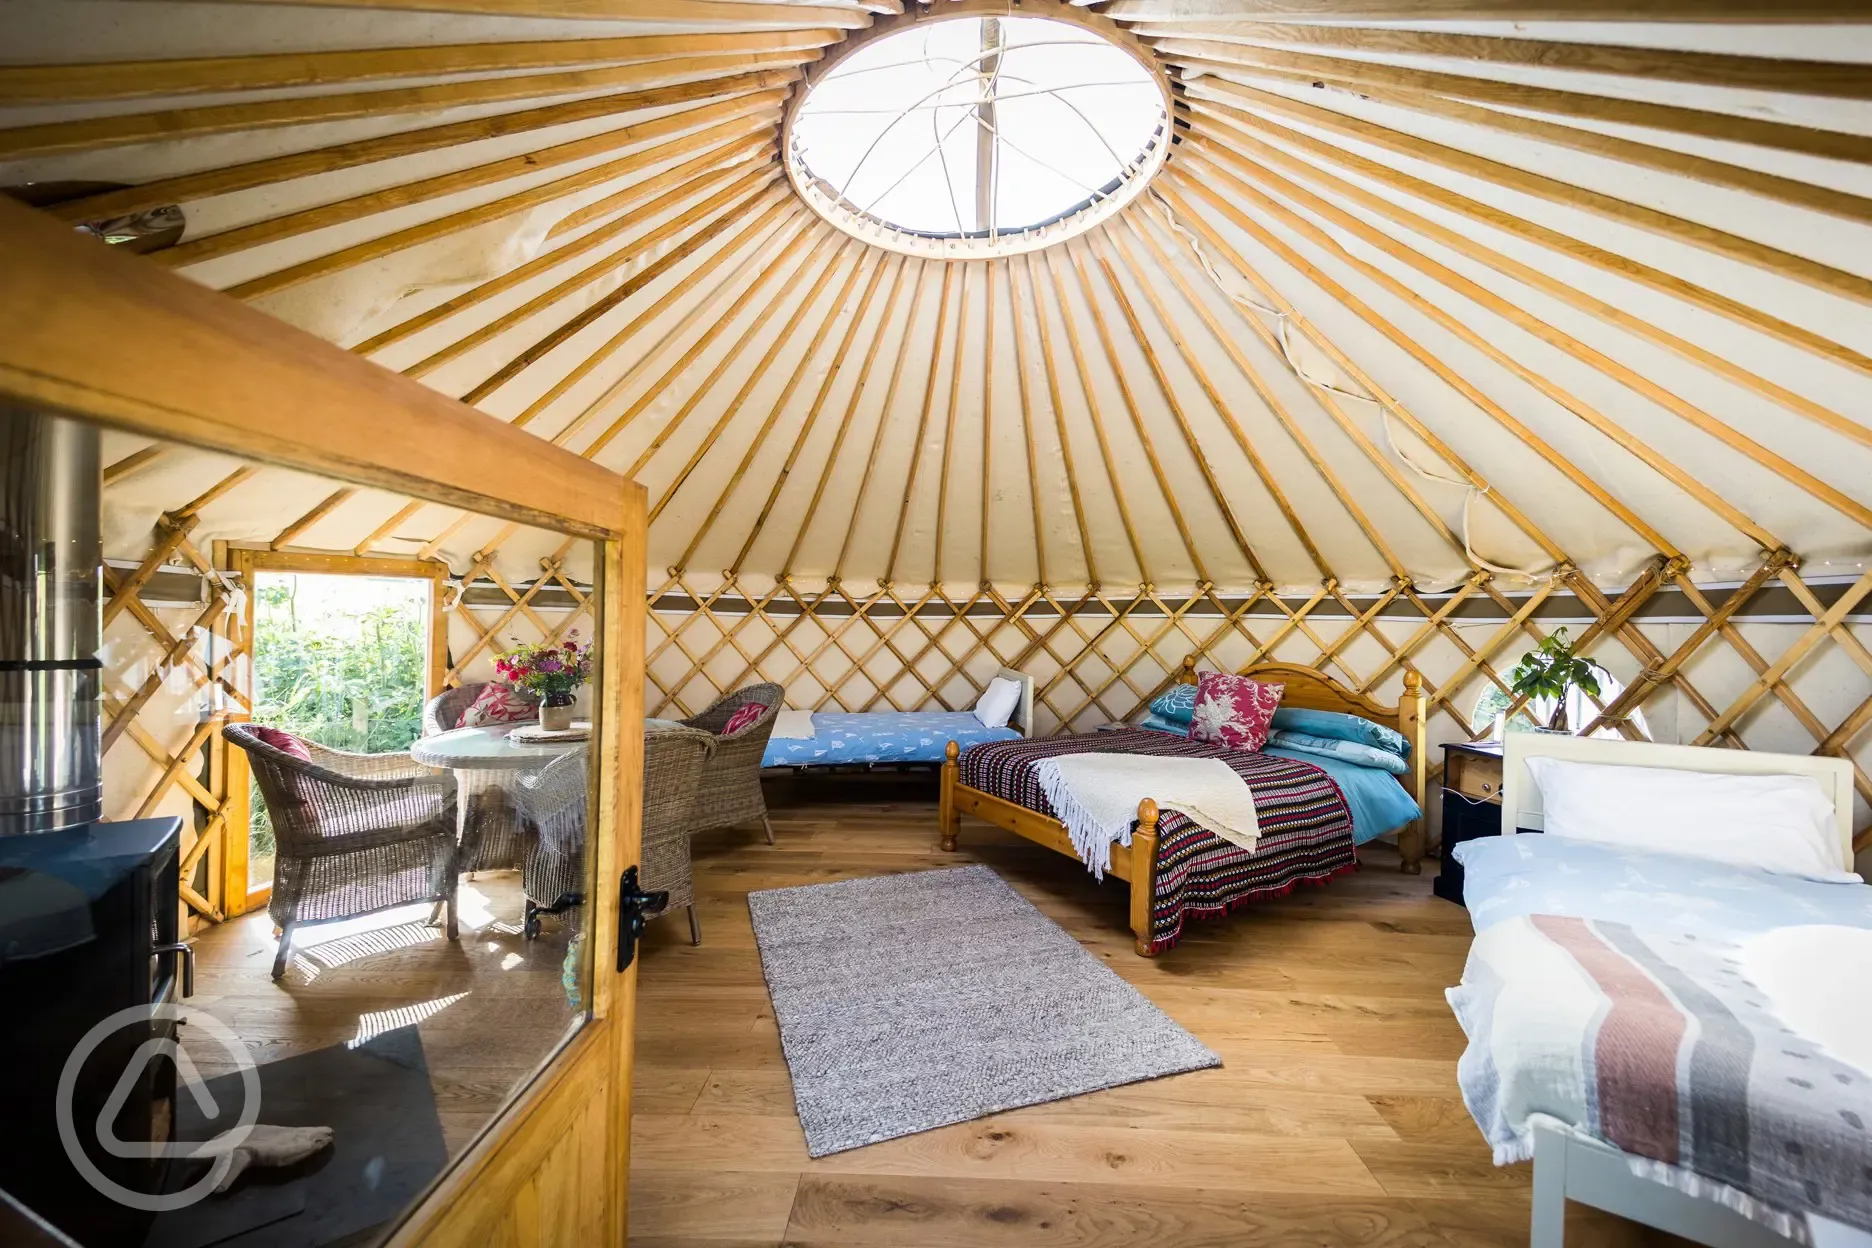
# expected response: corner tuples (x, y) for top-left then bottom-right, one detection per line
(3, 0), (1871, 1244)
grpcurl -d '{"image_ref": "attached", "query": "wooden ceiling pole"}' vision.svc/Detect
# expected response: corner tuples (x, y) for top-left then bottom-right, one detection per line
(1172, 53), (1872, 231)
(1016, 254), (1095, 587)
(1187, 83), (1872, 309)
(411, 215), (809, 562)
(630, 226), (839, 486)
(1186, 145), (1787, 552)
(978, 262), (997, 585)
(1129, 21), (1872, 100)
(1040, 246), (1152, 586)
(268, 489), (356, 549)
(729, 250), (893, 575)
(352, 193), (796, 558)
(49, 69), (799, 226)
(1171, 44), (1872, 169)
(834, 260), (931, 583)
(231, 120), (774, 302)
(407, 179), (787, 383)
(206, 0), (878, 26)
(658, 238), (860, 547)
(1102, 0), (1869, 19)
(1083, 231), (1274, 586)
(1125, 207), (1445, 576)
(528, 199), (804, 444)
(1, 30), (835, 103)
(1003, 259), (1049, 590)
(790, 252), (910, 578)
(1209, 138), (1872, 530)
(1159, 175), (1607, 566)
(564, 207), (810, 455)
(453, 182), (766, 404)
(0, 50), (816, 161)
(886, 263), (958, 587)
(1064, 239), (1222, 585)
(1213, 118), (1872, 450)
(1179, 104), (1872, 382)
(931, 264), (974, 588)
(158, 92), (783, 273)
(1101, 220), (1350, 580)
(1167, 169), (1679, 558)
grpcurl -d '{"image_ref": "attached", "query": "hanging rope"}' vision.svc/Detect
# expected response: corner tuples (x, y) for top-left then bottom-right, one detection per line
(1145, 189), (1552, 581)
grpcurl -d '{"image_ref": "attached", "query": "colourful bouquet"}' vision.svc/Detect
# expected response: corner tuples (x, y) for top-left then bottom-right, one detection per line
(496, 633), (593, 707)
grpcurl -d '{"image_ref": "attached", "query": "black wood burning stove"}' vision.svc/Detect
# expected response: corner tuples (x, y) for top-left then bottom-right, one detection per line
(1, 409), (194, 1243)
(0, 816), (188, 1246)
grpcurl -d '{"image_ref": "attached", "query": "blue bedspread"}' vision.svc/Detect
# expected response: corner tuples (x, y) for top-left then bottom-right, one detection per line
(761, 711), (1021, 767)
(1454, 833), (1872, 937)
(1264, 746), (1420, 846)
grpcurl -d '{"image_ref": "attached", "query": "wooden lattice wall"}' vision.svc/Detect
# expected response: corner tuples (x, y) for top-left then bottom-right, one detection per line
(102, 484), (1872, 938)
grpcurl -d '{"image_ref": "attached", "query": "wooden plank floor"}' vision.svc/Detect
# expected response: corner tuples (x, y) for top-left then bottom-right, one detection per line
(630, 777), (1674, 1247)
(185, 873), (583, 1155)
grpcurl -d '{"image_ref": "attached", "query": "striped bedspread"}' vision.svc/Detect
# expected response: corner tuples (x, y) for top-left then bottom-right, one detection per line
(957, 729), (1356, 953)
(1450, 914), (1872, 1235)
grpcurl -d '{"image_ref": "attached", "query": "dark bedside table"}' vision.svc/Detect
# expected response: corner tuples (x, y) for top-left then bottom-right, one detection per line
(1435, 741), (1503, 906)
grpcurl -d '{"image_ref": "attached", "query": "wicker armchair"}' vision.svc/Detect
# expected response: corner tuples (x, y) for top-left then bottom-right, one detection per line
(678, 683), (783, 845)
(516, 726), (715, 944)
(225, 723), (459, 980)
(422, 681), (532, 872)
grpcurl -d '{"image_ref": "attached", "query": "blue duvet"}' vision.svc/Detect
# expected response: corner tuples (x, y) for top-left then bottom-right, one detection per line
(761, 711), (1020, 767)
(1264, 745), (1420, 846)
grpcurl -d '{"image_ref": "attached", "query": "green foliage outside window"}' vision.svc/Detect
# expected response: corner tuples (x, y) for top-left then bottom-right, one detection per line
(249, 574), (429, 881)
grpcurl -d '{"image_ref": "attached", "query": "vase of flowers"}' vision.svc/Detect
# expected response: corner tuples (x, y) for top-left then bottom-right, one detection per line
(496, 633), (593, 731)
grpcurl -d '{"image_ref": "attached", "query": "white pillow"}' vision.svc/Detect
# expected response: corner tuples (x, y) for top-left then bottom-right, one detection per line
(1525, 756), (1854, 882)
(972, 677), (1023, 730)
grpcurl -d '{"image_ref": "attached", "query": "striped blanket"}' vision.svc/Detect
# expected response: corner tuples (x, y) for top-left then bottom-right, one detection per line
(1450, 914), (1872, 1235)
(958, 729), (1356, 953)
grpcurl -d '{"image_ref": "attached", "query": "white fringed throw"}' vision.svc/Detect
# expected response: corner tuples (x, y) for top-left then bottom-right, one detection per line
(1031, 753), (1261, 878)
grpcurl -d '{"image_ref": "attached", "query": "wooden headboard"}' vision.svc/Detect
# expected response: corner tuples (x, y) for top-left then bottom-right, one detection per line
(1173, 655), (1430, 871)
(1503, 731), (1857, 867)
(995, 666), (1037, 738)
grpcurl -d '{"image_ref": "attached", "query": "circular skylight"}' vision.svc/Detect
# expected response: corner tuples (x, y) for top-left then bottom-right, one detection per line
(784, 12), (1170, 258)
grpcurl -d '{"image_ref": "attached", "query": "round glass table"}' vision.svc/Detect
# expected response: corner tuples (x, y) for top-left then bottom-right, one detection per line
(410, 724), (590, 771)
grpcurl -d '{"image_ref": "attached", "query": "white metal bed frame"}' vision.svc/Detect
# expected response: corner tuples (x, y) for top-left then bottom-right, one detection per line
(1500, 733), (1865, 1248)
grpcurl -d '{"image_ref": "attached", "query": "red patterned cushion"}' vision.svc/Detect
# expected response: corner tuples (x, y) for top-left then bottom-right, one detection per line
(1189, 671), (1285, 752)
(461, 683), (539, 727)
(722, 703), (767, 735)
(250, 724), (310, 761)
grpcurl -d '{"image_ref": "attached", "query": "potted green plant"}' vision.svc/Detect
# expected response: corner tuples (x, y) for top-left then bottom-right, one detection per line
(1507, 627), (1607, 733)
(496, 633), (593, 731)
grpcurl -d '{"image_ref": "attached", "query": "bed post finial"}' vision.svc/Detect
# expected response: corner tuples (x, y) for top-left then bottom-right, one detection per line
(1404, 670), (1422, 690)
(939, 741), (961, 852)
(1178, 654), (1198, 685)
(1131, 799), (1160, 958)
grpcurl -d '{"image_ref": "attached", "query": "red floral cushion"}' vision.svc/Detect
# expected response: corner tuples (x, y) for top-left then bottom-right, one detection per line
(1189, 671), (1285, 752)
(461, 683), (539, 727)
(250, 724), (311, 761)
(722, 703), (767, 735)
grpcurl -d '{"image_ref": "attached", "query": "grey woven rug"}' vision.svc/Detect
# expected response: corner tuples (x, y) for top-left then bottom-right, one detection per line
(747, 864), (1220, 1157)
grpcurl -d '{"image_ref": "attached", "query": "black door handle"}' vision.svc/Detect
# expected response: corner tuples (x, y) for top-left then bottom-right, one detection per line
(617, 866), (669, 971)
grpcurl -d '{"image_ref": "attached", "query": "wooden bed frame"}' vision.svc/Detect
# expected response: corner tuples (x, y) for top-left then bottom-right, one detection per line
(938, 656), (1429, 955)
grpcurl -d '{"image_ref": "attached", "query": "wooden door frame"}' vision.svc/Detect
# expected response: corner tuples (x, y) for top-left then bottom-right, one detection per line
(0, 195), (646, 1244)
(218, 547), (453, 919)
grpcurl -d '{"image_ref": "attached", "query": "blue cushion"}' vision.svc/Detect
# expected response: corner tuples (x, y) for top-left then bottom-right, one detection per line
(1269, 707), (1409, 758)
(1266, 729), (1410, 775)
(1137, 714), (1190, 736)
(1147, 684), (1198, 727)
